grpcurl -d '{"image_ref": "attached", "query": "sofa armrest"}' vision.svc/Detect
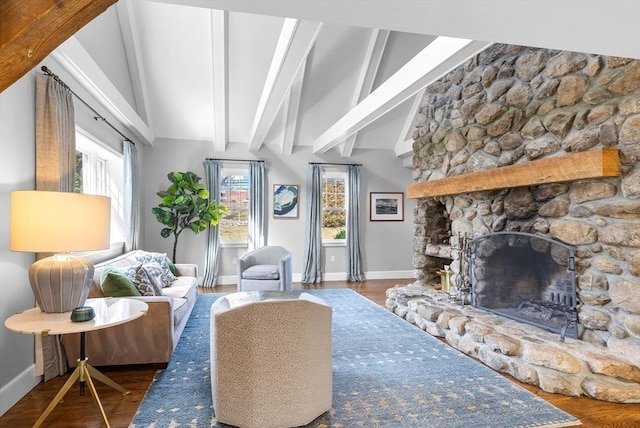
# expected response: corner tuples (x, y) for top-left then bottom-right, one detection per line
(175, 263), (198, 278)
(63, 297), (175, 367)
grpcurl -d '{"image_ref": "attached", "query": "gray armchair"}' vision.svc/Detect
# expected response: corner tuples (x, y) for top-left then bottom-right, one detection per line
(237, 246), (293, 292)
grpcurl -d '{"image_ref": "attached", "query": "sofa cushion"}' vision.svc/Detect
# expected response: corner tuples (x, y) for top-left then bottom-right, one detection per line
(242, 264), (280, 280)
(162, 282), (196, 299)
(101, 268), (141, 297)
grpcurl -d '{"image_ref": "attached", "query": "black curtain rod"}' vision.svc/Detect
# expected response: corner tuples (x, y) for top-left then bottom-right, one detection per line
(41, 66), (134, 144)
(309, 162), (362, 166)
(206, 158), (265, 162)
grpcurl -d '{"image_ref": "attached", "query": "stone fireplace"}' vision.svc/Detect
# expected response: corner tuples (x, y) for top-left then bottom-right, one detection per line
(388, 44), (640, 403)
(469, 232), (578, 340)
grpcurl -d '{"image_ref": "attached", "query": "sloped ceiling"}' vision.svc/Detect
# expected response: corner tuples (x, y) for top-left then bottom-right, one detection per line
(57, 0), (640, 163)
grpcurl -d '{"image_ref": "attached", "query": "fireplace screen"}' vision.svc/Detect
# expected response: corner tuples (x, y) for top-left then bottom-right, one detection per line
(469, 232), (578, 340)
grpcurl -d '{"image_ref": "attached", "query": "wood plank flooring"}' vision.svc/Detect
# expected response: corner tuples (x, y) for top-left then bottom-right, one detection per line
(1, 280), (638, 427)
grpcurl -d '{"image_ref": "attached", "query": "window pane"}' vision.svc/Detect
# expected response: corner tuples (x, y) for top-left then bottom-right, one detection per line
(321, 175), (346, 240)
(74, 151), (84, 193)
(220, 174), (249, 242)
(75, 129), (125, 244)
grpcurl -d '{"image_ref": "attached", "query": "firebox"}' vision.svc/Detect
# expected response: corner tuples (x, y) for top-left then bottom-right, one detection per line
(469, 232), (578, 340)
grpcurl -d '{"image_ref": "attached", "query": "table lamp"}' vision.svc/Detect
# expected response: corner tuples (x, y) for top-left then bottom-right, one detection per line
(10, 191), (111, 313)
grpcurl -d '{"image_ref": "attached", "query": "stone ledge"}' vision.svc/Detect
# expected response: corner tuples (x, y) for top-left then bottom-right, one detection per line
(386, 282), (640, 403)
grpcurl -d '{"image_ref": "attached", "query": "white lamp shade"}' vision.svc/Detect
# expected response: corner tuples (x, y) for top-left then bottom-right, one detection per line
(10, 191), (111, 253)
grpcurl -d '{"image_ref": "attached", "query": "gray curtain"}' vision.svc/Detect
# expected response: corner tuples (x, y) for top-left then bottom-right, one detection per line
(123, 140), (140, 252)
(202, 159), (222, 287)
(35, 73), (75, 380)
(301, 164), (323, 283)
(248, 161), (266, 252)
(346, 165), (364, 281)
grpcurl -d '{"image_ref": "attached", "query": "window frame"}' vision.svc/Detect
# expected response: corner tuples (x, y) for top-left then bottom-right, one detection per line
(219, 165), (250, 248)
(321, 168), (348, 247)
(74, 127), (125, 247)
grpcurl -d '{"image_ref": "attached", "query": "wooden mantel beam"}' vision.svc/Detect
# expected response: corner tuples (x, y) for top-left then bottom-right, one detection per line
(407, 148), (621, 199)
(0, 0), (116, 93)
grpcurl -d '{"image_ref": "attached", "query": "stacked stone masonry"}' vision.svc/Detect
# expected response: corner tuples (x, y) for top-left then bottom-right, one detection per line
(387, 283), (640, 403)
(409, 43), (640, 401)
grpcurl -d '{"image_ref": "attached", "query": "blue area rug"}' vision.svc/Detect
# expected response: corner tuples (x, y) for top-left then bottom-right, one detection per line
(130, 289), (580, 427)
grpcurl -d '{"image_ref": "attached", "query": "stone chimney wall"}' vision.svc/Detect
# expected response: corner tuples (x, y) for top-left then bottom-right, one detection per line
(410, 44), (640, 360)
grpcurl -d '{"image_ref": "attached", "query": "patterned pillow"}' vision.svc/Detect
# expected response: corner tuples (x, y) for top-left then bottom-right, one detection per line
(134, 251), (177, 287)
(132, 262), (166, 296)
(100, 264), (140, 284)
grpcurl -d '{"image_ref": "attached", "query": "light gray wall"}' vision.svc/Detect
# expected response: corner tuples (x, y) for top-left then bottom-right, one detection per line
(0, 68), (41, 416)
(140, 140), (415, 283)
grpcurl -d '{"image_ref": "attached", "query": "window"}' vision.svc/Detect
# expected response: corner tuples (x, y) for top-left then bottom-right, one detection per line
(321, 170), (347, 242)
(219, 167), (250, 244)
(75, 129), (125, 245)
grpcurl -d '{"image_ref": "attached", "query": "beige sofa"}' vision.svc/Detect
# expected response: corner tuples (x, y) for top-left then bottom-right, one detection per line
(63, 250), (198, 367)
(210, 292), (332, 428)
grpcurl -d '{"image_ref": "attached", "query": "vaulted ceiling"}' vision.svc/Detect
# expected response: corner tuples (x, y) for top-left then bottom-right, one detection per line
(43, 0), (640, 164)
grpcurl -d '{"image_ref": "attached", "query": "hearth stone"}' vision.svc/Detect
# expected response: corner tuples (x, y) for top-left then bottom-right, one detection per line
(386, 282), (640, 403)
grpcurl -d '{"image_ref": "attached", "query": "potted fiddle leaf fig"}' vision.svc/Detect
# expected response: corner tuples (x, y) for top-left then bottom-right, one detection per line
(152, 171), (226, 262)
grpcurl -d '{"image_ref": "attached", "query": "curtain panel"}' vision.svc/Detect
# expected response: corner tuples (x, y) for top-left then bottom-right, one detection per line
(346, 165), (364, 281)
(202, 160), (222, 287)
(248, 161), (266, 252)
(123, 140), (140, 252)
(35, 73), (76, 380)
(301, 164), (323, 283)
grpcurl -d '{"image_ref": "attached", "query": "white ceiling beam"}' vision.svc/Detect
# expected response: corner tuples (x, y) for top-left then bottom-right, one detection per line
(159, 0), (640, 59)
(248, 19), (322, 151)
(313, 37), (491, 154)
(341, 29), (389, 157)
(211, 9), (228, 152)
(116, 0), (152, 128)
(396, 139), (414, 158)
(51, 37), (154, 145)
(282, 59), (306, 155)
(394, 92), (423, 157)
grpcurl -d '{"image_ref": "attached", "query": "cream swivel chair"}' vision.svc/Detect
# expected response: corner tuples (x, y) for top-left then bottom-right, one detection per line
(237, 245), (293, 292)
(210, 292), (333, 428)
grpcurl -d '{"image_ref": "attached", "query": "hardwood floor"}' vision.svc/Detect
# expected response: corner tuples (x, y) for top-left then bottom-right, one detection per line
(1, 279), (638, 427)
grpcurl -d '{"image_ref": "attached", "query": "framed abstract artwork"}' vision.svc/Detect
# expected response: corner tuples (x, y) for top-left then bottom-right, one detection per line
(273, 184), (299, 218)
(370, 192), (404, 221)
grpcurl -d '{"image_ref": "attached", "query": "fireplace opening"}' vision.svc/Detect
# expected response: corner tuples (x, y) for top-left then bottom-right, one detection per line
(469, 232), (578, 340)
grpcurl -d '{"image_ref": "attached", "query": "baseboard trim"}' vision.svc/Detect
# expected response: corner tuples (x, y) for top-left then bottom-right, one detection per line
(0, 364), (41, 416)
(215, 271), (414, 286)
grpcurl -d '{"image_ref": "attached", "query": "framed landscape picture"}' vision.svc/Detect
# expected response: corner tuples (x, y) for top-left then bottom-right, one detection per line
(273, 184), (299, 218)
(370, 192), (404, 221)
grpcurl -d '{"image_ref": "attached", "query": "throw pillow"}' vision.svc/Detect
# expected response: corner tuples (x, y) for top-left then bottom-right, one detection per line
(132, 262), (165, 296)
(134, 250), (177, 287)
(166, 258), (177, 276)
(101, 269), (141, 297)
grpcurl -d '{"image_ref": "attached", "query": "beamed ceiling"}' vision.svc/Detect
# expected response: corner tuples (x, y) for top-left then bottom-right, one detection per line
(21, 0), (640, 163)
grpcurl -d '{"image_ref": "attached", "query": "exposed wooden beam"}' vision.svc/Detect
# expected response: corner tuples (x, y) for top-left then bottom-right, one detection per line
(407, 148), (622, 199)
(341, 29), (389, 157)
(0, 0), (115, 93)
(248, 19), (322, 151)
(211, 9), (228, 152)
(313, 37), (491, 154)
